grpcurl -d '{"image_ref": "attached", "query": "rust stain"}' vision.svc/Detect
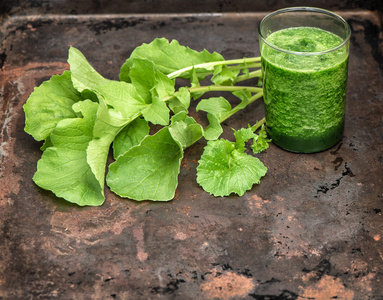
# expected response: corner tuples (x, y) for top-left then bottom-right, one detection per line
(180, 157), (192, 170)
(247, 194), (271, 215)
(0, 62), (68, 206)
(1, 61), (69, 79)
(247, 194), (324, 259)
(378, 249), (383, 261)
(173, 188), (180, 200)
(298, 275), (354, 300)
(287, 157), (324, 179)
(181, 205), (191, 216)
(174, 231), (188, 240)
(45, 202), (136, 256)
(175, 204), (192, 216)
(50, 205), (134, 240)
(133, 225), (148, 262)
(200, 269), (255, 300)
(352, 272), (376, 295)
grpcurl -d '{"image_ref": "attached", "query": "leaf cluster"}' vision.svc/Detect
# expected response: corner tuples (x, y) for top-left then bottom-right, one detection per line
(24, 38), (269, 206)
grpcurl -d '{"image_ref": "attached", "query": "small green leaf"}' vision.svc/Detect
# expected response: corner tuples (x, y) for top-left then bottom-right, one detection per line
(128, 58), (156, 101)
(232, 89), (251, 109)
(197, 139), (267, 197)
(241, 67), (250, 76)
(168, 87), (191, 113)
(33, 100), (105, 206)
(211, 65), (240, 86)
(97, 80), (147, 118)
(153, 69), (176, 100)
(196, 97), (232, 140)
(251, 124), (271, 153)
(113, 118), (150, 159)
(86, 98), (128, 189)
(119, 38), (225, 81)
(169, 112), (203, 149)
(233, 127), (257, 152)
(34, 147), (105, 206)
(141, 96), (170, 126)
(107, 127), (183, 201)
(68, 46), (148, 120)
(23, 71), (81, 141)
(68, 46), (107, 92)
(128, 58), (175, 102)
(203, 113), (223, 141)
(196, 96), (232, 118)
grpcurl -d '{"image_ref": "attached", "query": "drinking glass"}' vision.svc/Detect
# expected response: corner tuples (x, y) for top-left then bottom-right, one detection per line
(258, 7), (351, 153)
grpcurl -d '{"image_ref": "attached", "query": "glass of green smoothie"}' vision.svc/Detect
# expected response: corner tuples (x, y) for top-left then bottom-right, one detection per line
(258, 7), (351, 153)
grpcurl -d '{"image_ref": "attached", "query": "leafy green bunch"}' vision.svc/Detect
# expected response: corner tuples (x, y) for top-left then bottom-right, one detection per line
(24, 38), (270, 206)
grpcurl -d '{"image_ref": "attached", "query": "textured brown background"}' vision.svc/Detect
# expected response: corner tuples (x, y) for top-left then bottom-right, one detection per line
(1, 1), (382, 299)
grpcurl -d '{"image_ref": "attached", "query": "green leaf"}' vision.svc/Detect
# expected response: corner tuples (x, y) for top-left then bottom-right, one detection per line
(119, 38), (224, 81)
(23, 71), (81, 141)
(233, 127), (257, 152)
(69, 47), (174, 127)
(34, 147), (105, 205)
(67, 46), (107, 92)
(241, 65), (250, 76)
(203, 113), (223, 141)
(68, 46), (148, 120)
(196, 97), (232, 140)
(128, 58), (175, 102)
(169, 112), (203, 149)
(189, 68), (205, 100)
(232, 89), (251, 110)
(106, 127), (183, 201)
(113, 118), (150, 159)
(128, 58), (156, 102)
(251, 124), (271, 153)
(196, 139), (267, 197)
(97, 80), (147, 119)
(141, 96), (170, 126)
(33, 100), (105, 206)
(196, 96), (232, 118)
(211, 65), (240, 86)
(154, 70), (176, 99)
(86, 98), (128, 189)
(33, 95), (133, 206)
(167, 87), (191, 113)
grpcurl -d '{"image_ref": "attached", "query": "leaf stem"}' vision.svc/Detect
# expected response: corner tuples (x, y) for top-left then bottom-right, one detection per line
(219, 90), (264, 123)
(188, 85), (263, 94)
(161, 85), (262, 103)
(236, 69), (262, 83)
(167, 57), (261, 79)
(251, 117), (266, 131)
(225, 63), (261, 71)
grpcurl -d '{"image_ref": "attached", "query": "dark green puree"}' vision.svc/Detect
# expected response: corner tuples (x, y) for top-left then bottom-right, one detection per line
(261, 27), (349, 153)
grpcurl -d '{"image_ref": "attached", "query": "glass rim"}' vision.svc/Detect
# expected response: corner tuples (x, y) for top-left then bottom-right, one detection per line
(258, 7), (352, 56)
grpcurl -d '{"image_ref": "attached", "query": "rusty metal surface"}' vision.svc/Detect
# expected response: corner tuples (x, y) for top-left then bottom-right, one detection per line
(0, 1), (382, 299)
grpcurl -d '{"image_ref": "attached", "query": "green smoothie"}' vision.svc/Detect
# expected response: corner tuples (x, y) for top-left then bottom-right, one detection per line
(261, 26), (349, 153)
